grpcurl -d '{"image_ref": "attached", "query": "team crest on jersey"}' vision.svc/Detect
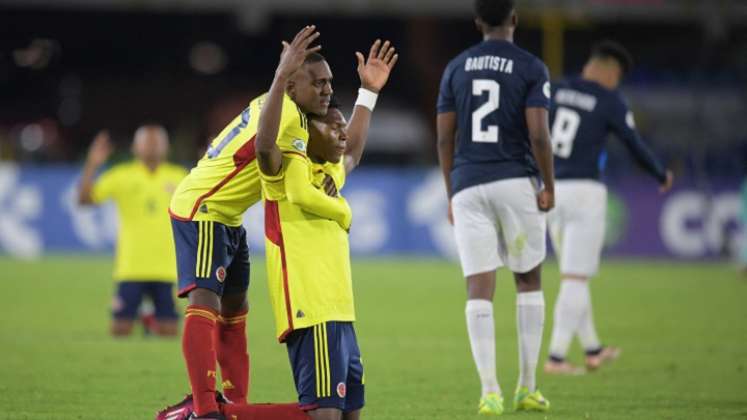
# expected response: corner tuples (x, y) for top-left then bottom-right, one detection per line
(216, 266), (227, 283)
(543, 81), (551, 99)
(336, 382), (347, 398)
(292, 138), (306, 152)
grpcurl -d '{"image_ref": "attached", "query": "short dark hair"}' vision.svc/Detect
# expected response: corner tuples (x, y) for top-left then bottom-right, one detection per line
(591, 40), (634, 75)
(304, 52), (326, 65)
(474, 0), (515, 27)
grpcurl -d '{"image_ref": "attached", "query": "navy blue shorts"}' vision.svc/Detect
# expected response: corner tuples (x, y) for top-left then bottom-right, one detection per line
(171, 219), (250, 298)
(285, 322), (365, 412)
(112, 281), (177, 320)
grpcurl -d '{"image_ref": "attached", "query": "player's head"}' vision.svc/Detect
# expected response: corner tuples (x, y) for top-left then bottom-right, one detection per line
(583, 40), (634, 89)
(287, 52), (333, 117)
(132, 124), (169, 166)
(307, 97), (347, 164)
(474, 0), (517, 36)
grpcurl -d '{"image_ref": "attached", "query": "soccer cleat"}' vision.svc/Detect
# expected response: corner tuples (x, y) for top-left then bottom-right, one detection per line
(514, 387), (550, 412)
(156, 392), (230, 420)
(477, 392), (504, 416)
(586, 346), (621, 371)
(156, 394), (193, 420)
(544, 360), (586, 375)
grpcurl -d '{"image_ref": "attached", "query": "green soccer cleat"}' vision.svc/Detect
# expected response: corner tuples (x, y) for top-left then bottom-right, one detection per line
(478, 392), (504, 416)
(514, 387), (550, 412)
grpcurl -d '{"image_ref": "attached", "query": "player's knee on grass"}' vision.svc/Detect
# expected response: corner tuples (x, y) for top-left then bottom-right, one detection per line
(154, 320), (179, 336)
(110, 319), (134, 336)
(514, 264), (542, 292)
(466, 271), (497, 300)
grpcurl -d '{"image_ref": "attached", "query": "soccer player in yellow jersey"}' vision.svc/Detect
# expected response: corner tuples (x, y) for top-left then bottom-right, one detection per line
(163, 25), (394, 420)
(256, 28), (397, 420)
(78, 126), (187, 337)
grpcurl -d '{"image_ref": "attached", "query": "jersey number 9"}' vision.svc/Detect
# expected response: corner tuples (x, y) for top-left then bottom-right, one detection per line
(471, 79), (500, 143)
(551, 107), (581, 158)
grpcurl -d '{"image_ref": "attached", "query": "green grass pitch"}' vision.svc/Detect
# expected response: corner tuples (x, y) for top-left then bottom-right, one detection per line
(1, 256), (746, 419)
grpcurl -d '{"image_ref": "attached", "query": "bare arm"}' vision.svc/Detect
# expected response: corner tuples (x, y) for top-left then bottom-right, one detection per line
(256, 26), (321, 176)
(78, 130), (112, 205)
(344, 39), (399, 174)
(526, 107), (555, 211)
(436, 111), (457, 224)
(284, 156), (352, 230)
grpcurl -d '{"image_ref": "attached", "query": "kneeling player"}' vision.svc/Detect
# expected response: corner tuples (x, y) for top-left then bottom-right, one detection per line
(256, 33), (397, 420)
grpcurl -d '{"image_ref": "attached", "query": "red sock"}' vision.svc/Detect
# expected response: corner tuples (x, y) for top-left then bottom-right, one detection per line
(183, 305), (219, 416)
(215, 310), (250, 403)
(221, 403), (311, 420)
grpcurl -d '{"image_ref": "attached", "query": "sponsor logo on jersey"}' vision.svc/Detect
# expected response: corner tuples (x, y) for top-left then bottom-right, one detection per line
(543, 81), (551, 99)
(292, 138), (307, 152)
(216, 266), (227, 283)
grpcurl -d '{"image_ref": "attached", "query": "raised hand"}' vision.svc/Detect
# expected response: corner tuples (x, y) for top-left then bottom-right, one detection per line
(86, 130), (113, 167)
(276, 25), (321, 80)
(356, 39), (399, 93)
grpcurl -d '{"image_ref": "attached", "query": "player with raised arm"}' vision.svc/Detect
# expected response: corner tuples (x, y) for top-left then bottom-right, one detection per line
(78, 126), (186, 338)
(158, 26), (395, 420)
(255, 30), (396, 420)
(544, 41), (673, 375)
(437, 0), (554, 415)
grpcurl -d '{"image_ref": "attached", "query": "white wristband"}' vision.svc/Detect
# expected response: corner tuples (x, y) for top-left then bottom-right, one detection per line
(355, 88), (378, 111)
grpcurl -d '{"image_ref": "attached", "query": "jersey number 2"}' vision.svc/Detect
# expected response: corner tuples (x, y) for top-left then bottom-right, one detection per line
(551, 107), (581, 158)
(471, 79), (500, 143)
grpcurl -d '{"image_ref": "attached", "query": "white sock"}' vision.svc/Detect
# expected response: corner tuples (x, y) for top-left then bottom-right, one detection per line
(577, 287), (602, 352)
(516, 291), (545, 392)
(465, 299), (501, 396)
(548, 280), (589, 360)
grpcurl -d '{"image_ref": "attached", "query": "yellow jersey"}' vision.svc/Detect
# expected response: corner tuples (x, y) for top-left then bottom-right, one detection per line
(91, 160), (187, 281)
(169, 93), (309, 227)
(261, 154), (354, 341)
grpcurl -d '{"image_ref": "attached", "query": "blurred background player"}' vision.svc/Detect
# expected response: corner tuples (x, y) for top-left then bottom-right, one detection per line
(544, 41), (674, 374)
(437, 0), (555, 415)
(78, 126), (187, 337)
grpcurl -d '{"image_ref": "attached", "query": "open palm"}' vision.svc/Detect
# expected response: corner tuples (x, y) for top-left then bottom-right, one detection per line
(357, 39), (399, 93)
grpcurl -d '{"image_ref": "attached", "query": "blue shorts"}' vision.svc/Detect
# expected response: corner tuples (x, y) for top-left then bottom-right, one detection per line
(171, 218), (250, 298)
(112, 281), (177, 320)
(285, 322), (365, 412)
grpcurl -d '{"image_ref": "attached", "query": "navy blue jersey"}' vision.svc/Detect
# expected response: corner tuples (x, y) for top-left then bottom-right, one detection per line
(550, 77), (666, 182)
(437, 39), (550, 196)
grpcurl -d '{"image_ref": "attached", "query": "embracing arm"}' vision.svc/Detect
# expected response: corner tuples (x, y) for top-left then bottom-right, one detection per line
(436, 112), (457, 224)
(284, 156), (352, 230)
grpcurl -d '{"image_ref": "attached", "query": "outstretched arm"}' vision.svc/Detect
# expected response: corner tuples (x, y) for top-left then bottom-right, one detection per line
(284, 156), (352, 230)
(526, 107), (555, 211)
(611, 109), (673, 192)
(78, 130), (113, 205)
(344, 39), (399, 174)
(256, 25), (321, 176)
(436, 112), (457, 224)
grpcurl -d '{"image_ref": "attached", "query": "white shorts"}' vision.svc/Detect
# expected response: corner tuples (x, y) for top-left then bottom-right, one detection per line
(547, 180), (607, 277)
(452, 177), (547, 276)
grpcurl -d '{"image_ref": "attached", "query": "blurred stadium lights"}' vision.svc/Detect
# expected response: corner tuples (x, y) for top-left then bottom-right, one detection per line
(189, 41), (228, 75)
(12, 38), (59, 70)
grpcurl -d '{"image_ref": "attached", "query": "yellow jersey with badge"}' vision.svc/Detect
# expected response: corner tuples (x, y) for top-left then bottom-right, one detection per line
(261, 156), (354, 341)
(91, 161), (187, 281)
(169, 93), (309, 227)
